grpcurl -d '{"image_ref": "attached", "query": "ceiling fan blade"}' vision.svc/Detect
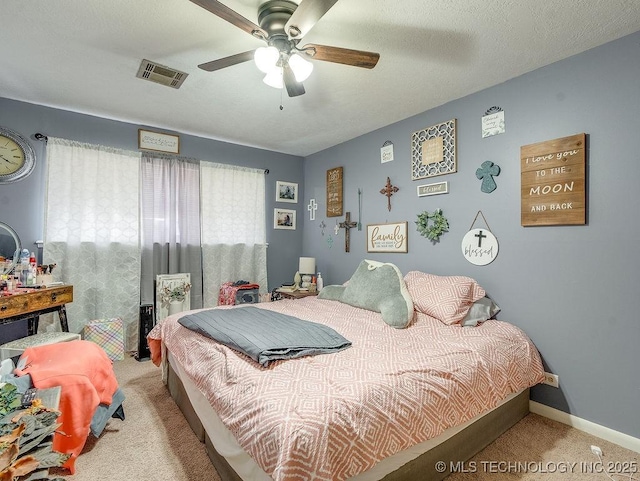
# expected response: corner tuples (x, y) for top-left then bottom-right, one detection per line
(189, 0), (268, 40)
(300, 44), (380, 69)
(198, 50), (255, 72)
(284, 0), (339, 39)
(283, 63), (305, 97)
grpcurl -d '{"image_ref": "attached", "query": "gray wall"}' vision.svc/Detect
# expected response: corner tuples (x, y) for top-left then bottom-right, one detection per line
(1, 30), (638, 440)
(0, 97), (305, 304)
(302, 31), (640, 439)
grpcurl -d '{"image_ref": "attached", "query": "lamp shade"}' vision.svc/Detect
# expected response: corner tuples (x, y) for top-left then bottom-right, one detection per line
(298, 257), (316, 274)
(288, 53), (313, 82)
(263, 68), (283, 88)
(254, 46), (279, 73)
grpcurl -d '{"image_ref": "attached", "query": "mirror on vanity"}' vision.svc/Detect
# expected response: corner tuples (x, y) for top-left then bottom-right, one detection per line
(0, 222), (21, 276)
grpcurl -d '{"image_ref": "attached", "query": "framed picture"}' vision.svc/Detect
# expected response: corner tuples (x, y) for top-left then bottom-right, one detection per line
(138, 129), (180, 154)
(366, 222), (408, 253)
(276, 180), (298, 203)
(274, 208), (296, 230)
(411, 119), (456, 180)
(155, 273), (191, 322)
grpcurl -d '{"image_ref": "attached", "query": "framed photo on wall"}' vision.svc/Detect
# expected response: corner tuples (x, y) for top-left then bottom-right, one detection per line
(276, 180), (298, 203)
(274, 208), (296, 230)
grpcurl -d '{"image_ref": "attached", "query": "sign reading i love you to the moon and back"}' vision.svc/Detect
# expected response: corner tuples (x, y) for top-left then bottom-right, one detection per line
(521, 133), (586, 226)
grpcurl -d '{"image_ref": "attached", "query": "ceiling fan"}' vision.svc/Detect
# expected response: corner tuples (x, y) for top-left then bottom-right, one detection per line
(190, 0), (380, 97)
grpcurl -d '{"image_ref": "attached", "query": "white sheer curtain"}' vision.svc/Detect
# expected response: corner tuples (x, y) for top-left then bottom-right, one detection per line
(200, 162), (267, 307)
(140, 153), (202, 309)
(43, 138), (141, 350)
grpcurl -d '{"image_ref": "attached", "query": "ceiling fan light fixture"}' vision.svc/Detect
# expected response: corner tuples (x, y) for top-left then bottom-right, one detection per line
(263, 67), (283, 89)
(254, 46), (280, 73)
(289, 53), (313, 82)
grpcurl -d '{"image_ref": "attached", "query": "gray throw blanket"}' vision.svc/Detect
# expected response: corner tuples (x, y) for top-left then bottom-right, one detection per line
(178, 306), (352, 367)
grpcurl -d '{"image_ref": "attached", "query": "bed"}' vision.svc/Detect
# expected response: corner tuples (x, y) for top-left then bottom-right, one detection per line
(148, 263), (544, 481)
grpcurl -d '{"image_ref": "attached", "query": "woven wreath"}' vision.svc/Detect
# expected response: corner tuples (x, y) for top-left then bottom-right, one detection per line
(416, 209), (449, 242)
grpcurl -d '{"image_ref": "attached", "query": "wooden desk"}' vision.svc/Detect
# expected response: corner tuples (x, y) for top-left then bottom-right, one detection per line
(0, 285), (73, 335)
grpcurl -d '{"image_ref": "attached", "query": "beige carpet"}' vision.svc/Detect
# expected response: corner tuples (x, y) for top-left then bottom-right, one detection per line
(55, 354), (221, 481)
(57, 355), (637, 481)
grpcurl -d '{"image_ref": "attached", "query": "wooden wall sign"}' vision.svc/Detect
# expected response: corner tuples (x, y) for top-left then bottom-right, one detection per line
(521, 133), (586, 226)
(367, 222), (408, 253)
(326, 167), (343, 217)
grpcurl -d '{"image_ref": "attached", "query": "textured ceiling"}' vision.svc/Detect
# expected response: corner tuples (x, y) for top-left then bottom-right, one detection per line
(2, 0), (639, 157)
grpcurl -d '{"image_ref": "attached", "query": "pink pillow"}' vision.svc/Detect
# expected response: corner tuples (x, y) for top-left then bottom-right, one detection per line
(404, 271), (485, 325)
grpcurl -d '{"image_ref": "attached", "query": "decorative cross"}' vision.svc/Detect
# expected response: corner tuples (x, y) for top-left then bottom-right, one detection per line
(338, 212), (358, 252)
(319, 220), (326, 236)
(475, 230), (487, 247)
(476, 161), (501, 193)
(307, 198), (318, 220)
(379, 177), (399, 211)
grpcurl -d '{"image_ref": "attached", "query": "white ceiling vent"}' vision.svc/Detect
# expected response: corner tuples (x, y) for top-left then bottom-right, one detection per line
(136, 59), (188, 89)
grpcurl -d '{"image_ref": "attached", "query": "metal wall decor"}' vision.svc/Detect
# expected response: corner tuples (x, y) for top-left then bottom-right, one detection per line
(380, 177), (399, 211)
(357, 188), (363, 230)
(411, 119), (457, 180)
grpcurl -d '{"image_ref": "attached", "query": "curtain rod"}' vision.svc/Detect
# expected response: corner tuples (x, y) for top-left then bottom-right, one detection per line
(33, 132), (269, 174)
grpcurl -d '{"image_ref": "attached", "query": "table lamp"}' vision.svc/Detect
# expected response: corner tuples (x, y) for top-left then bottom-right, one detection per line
(298, 257), (316, 290)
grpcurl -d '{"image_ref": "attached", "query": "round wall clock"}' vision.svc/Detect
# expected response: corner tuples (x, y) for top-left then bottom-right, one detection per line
(0, 126), (36, 183)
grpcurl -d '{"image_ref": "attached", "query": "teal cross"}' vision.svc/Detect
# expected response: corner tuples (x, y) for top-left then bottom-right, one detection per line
(476, 161), (500, 193)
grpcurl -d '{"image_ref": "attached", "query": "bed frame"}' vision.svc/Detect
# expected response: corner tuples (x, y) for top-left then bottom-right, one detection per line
(165, 361), (530, 481)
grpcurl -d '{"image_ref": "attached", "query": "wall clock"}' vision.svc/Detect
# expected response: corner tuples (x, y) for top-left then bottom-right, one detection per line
(0, 126), (36, 183)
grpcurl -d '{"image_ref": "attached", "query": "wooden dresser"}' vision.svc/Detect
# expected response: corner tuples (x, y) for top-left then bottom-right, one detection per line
(0, 285), (73, 335)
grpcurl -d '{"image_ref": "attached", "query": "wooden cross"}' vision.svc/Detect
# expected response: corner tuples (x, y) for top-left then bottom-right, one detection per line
(380, 177), (399, 211)
(338, 211), (358, 252)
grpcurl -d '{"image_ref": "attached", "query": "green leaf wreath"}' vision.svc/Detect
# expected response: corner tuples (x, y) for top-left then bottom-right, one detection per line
(416, 209), (449, 242)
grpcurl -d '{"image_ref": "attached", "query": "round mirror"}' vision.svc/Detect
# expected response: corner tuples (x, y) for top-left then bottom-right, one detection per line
(0, 222), (21, 276)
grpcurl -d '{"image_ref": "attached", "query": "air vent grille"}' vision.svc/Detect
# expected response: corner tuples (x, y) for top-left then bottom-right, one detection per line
(136, 59), (188, 89)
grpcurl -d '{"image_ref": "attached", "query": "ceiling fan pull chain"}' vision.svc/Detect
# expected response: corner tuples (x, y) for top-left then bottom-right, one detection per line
(280, 85), (284, 110)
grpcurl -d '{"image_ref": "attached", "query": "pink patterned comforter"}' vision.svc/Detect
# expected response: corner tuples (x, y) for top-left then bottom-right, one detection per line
(148, 297), (544, 481)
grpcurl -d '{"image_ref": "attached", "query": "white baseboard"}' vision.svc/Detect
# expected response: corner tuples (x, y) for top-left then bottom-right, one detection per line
(530, 401), (640, 453)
